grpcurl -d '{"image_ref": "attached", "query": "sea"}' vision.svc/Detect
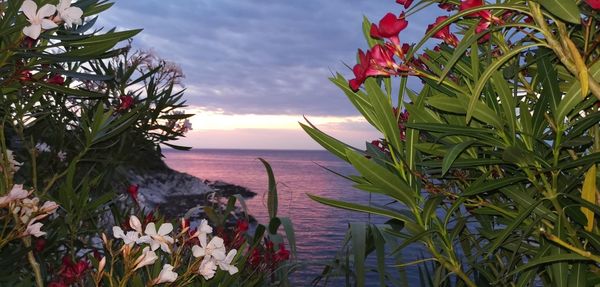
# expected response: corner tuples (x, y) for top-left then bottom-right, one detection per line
(163, 149), (421, 286)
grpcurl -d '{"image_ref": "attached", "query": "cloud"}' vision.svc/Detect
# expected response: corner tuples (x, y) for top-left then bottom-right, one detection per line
(99, 1), (442, 117)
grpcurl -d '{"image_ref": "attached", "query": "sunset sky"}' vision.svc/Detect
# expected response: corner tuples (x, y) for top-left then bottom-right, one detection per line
(101, 1), (439, 149)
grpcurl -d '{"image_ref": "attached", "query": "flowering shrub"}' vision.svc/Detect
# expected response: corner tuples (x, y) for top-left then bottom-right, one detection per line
(305, 0), (600, 286)
(0, 0), (195, 285)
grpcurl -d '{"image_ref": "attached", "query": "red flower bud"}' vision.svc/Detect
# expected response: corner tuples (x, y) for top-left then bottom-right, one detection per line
(47, 74), (65, 85)
(235, 219), (249, 233)
(127, 184), (139, 202)
(118, 95), (134, 111)
(19, 70), (33, 82)
(34, 238), (46, 253)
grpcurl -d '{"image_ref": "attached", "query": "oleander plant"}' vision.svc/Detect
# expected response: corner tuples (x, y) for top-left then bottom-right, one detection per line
(304, 0), (600, 286)
(0, 1), (298, 286)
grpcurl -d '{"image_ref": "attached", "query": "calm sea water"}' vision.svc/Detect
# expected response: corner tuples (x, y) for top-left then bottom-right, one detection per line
(163, 149), (420, 286)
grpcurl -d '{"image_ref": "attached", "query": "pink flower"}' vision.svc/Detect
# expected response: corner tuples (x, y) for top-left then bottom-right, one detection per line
(396, 0), (414, 9)
(459, 0), (502, 42)
(19, 70), (33, 82)
(587, 0), (600, 9)
(118, 95), (134, 111)
(460, 0), (487, 18)
(274, 243), (290, 263)
(127, 184), (138, 202)
(427, 16), (459, 47)
(349, 49), (372, 92)
(370, 12), (408, 45)
(47, 74), (65, 85)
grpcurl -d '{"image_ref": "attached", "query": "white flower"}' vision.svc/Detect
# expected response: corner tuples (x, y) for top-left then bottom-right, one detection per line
(133, 247), (158, 270)
(217, 249), (238, 275)
(137, 222), (174, 253)
(35, 142), (51, 153)
(112, 226), (139, 246)
(182, 119), (192, 132)
(24, 221), (45, 237)
(57, 150), (67, 162)
(20, 0), (58, 40)
(192, 236), (226, 261)
(198, 257), (217, 280)
(3, 149), (22, 173)
(56, 0), (83, 28)
(39, 201), (58, 214)
(0, 184), (29, 207)
(129, 215), (143, 234)
(153, 264), (178, 284)
(16, 197), (40, 223)
(191, 219), (213, 245)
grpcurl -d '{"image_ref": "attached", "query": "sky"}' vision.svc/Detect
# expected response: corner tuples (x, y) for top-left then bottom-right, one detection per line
(100, 1), (439, 149)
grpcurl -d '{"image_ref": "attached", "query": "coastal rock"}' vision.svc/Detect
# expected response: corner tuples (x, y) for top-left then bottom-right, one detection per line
(125, 168), (256, 219)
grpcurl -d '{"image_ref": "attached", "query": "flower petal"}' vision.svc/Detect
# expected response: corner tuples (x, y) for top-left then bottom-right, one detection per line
(129, 216), (143, 234)
(23, 24), (42, 40)
(20, 0), (37, 21)
(41, 19), (58, 30)
(157, 223), (173, 236)
(112, 226), (125, 239)
(192, 245), (205, 258)
(37, 4), (57, 18)
(145, 222), (157, 235)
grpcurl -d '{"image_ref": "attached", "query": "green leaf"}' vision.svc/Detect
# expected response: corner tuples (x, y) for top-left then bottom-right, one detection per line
(330, 74), (379, 129)
(307, 194), (421, 233)
(259, 158), (277, 219)
(567, 263), (587, 287)
(556, 61), (600, 121)
(487, 199), (544, 254)
(537, 0), (581, 24)
(364, 78), (403, 153)
(350, 223), (367, 287)
(437, 25), (478, 82)
(507, 254), (591, 277)
(346, 150), (416, 208)
(371, 226), (387, 287)
(467, 44), (543, 122)
(423, 195), (444, 226)
(300, 121), (354, 162)
(35, 82), (105, 98)
(491, 71), (516, 137)
(536, 48), (561, 115)
(557, 152), (600, 170)
(442, 140), (476, 176)
(279, 217), (297, 258)
(463, 176), (528, 196)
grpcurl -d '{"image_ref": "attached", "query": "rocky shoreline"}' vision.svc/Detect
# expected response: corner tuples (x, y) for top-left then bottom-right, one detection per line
(126, 167), (257, 220)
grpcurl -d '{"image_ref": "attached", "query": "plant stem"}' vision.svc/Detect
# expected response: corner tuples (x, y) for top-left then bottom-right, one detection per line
(530, 3), (600, 101)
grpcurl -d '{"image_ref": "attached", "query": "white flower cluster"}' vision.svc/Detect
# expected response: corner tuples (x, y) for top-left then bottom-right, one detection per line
(191, 219), (238, 280)
(111, 216), (238, 283)
(0, 184), (59, 237)
(19, 0), (83, 40)
(1, 149), (22, 174)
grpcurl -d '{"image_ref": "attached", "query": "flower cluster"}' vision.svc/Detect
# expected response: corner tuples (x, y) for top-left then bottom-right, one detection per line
(0, 184), (59, 238)
(48, 256), (90, 287)
(20, 0), (83, 40)
(349, 9), (414, 91)
(0, 149), (22, 174)
(106, 215), (238, 284)
(248, 240), (290, 272)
